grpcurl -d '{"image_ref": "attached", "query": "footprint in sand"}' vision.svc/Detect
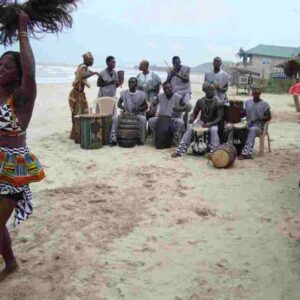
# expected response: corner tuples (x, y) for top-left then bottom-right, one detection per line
(194, 207), (217, 218)
(176, 218), (189, 225)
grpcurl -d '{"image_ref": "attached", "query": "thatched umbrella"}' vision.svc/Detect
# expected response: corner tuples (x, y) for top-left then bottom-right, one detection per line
(278, 57), (300, 78)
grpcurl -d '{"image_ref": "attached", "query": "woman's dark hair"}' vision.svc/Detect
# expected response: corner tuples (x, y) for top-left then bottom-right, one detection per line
(0, 0), (77, 46)
(0, 51), (22, 84)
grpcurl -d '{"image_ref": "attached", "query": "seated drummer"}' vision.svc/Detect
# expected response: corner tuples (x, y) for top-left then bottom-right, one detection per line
(110, 77), (148, 145)
(238, 85), (271, 159)
(172, 83), (224, 157)
(148, 82), (187, 142)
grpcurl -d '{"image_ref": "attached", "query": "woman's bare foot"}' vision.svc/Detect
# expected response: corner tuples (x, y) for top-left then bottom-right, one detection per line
(0, 261), (19, 282)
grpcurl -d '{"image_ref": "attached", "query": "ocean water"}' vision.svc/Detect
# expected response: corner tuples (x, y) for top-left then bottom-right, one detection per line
(36, 64), (169, 84)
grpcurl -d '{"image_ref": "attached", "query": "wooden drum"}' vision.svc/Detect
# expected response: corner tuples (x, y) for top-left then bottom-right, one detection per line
(80, 114), (103, 149)
(211, 143), (237, 168)
(117, 113), (139, 148)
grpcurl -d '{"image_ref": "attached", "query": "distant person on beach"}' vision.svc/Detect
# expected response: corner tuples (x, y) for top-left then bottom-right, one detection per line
(109, 77), (148, 145)
(136, 60), (162, 120)
(237, 85), (271, 159)
(148, 81), (187, 143)
(97, 56), (120, 98)
(0, 12), (46, 281)
(166, 56), (192, 126)
(172, 83), (223, 157)
(204, 57), (231, 106)
(68, 52), (99, 140)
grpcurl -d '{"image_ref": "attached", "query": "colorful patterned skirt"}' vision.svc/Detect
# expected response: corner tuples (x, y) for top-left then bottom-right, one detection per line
(0, 147), (45, 226)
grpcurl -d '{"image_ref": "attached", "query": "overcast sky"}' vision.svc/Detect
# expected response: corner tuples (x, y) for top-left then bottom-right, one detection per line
(1, 0), (300, 67)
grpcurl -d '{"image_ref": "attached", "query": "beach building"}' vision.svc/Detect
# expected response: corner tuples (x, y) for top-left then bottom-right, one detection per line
(237, 44), (300, 78)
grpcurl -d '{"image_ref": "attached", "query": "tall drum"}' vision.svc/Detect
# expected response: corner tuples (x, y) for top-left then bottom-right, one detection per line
(224, 123), (248, 155)
(80, 114), (103, 149)
(117, 113), (139, 148)
(155, 115), (173, 149)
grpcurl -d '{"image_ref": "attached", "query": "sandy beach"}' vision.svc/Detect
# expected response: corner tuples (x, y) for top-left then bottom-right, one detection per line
(0, 77), (300, 300)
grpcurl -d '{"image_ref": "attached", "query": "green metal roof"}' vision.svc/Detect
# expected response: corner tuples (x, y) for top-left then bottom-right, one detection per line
(245, 44), (300, 58)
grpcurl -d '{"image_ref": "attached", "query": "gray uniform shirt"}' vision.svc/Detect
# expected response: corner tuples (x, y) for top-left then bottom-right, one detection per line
(157, 92), (183, 118)
(98, 69), (119, 97)
(204, 70), (231, 106)
(167, 65), (191, 94)
(245, 99), (270, 128)
(121, 90), (146, 115)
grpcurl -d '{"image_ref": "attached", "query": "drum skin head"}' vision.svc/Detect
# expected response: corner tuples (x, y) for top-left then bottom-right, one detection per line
(211, 150), (230, 168)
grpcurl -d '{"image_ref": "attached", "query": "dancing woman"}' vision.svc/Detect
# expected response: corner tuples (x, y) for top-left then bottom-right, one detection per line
(0, 0), (77, 281)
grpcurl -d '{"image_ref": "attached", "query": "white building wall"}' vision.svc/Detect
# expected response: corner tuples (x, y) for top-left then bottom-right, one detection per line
(250, 56), (287, 78)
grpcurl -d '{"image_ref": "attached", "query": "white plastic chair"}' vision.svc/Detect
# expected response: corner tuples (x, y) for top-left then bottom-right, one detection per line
(95, 97), (117, 116)
(257, 121), (271, 156)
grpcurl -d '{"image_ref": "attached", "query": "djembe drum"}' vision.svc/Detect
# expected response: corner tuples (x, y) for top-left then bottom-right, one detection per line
(192, 125), (209, 155)
(231, 122), (248, 155)
(80, 114), (103, 149)
(224, 122), (248, 155)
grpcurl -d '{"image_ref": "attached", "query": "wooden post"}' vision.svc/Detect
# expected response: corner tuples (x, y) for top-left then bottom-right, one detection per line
(293, 95), (300, 112)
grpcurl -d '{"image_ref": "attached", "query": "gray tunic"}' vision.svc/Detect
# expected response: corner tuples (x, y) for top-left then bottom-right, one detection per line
(167, 65), (191, 94)
(98, 69), (119, 97)
(204, 70), (231, 105)
(245, 99), (270, 128)
(157, 92), (183, 117)
(121, 90), (147, 115)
